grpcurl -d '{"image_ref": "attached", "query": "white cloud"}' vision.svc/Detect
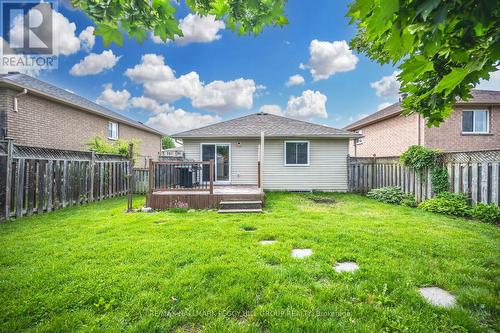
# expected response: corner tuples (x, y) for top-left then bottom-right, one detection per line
(286, 74), (305, 87)
(192, 78), (256, 112)
(371, 71), (401, 98)
(146, 109), (221, 134)
(79, 26), (95, 52)
(125, 54), (258, 112)
(7, 5), (81, 56)
(303, 40), (358, 81)
(70, 50), (120, 76)
(477, 68), (500, 90)
(260, 104), (283, 116)
(151, 14), (225, 46)
(125, 54), (175, 83)
(96, 84), (130, 110)
(130, 96), (160, 111)
(377, 102), (393, 111)
(51, 10), (81, 55)
(285, 90), (328, 120)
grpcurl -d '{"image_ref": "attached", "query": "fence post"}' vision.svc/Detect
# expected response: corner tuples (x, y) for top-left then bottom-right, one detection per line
(1, 138), (13, 221)
(89, 151), (95, 202)
(127, 143), (133, 212)
(147, 158), (154, 207)
(209, 159), (214, 194)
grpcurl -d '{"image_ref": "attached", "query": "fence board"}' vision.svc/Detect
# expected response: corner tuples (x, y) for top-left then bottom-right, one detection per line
(1, 142), (131, 221)
(348, 152), (499, 206)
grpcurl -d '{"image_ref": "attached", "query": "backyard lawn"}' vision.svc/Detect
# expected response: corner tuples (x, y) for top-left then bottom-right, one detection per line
(0, 193), (498, 332)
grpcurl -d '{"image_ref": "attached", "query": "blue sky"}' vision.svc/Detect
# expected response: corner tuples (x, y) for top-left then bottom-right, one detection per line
(6, 0), (498, 134)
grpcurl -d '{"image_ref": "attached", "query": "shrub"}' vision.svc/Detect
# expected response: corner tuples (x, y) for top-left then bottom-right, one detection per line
(430, 167), (449, 195)
(400, 145), (439, 178)
(418, 192), (471, 217)
(86, 135), (139, 157)
(401, 195), (417, 207)
(367, 186), (414, 205)
(471, 204), (500, 225)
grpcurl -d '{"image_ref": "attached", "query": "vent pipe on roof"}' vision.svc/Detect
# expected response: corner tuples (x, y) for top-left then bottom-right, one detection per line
(13, 89), (28, 112)
(399, 93), (408, 102)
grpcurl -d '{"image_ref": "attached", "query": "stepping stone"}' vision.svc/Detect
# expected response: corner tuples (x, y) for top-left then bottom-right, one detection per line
(333, 262), (359, 273)
(260, 240), (276, 245)
(291, 249), (312, 259)
(419, 287), (456, 308)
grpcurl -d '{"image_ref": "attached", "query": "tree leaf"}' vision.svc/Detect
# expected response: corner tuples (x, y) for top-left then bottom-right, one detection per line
(434, 68), (470, 95)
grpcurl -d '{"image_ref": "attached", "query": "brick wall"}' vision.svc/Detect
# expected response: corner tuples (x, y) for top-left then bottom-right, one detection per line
(1, 87), (161, 167)
(348, 113), (424, 157)
(424, 105), (500, 152)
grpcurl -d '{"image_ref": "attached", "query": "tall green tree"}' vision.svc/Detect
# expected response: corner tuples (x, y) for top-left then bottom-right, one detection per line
(71, 0), (288, 46)
(72, 0), (499, 126)
(161, 136), (176, 150)
(347, 0), (500, 126)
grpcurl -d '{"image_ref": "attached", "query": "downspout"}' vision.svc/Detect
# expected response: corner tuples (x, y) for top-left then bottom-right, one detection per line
(13, 89), (28, 112)
(260, 131), (264, 192)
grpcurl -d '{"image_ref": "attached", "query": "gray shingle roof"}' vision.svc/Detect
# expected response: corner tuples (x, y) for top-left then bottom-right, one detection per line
(0, 73), (163, 136)
(344, 89), (500, 131)
(173, 112), (361, 138)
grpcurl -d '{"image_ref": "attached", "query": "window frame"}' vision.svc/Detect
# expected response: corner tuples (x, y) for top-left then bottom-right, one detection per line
(355, 130), (363, 145)
(108, 121), (119, 140)
(462, 109), (489, 134)
(284, 140), (310, 167)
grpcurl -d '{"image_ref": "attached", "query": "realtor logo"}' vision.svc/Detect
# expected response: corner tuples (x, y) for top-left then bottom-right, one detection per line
(1, 0), (58, 70)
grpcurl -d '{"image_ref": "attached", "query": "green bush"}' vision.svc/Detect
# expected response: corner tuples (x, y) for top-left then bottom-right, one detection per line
(471, 204), (500, 225)
(367, 186), (415, 206)
(86, 136), (139, 157)
(400, 145), (439, 177)
(430, 167), (449, 195)
(418, 192), (471, 217)
(401, 195), (417, 207)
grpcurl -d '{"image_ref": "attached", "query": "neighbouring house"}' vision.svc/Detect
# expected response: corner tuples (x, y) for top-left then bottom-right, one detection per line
(0, 73), (163, 167)
(172, 112), (361, 191)
(344, 90), (500, 157)
(160, 147), (184, 159)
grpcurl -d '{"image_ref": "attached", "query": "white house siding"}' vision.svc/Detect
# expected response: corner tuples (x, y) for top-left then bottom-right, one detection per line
(182, 138), (260, 185)
(263, 138), (349, 191)
(182, 138), (349, 190)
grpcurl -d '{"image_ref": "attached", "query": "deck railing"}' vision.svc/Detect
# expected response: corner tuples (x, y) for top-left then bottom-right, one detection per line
(149, 160), (214, 194)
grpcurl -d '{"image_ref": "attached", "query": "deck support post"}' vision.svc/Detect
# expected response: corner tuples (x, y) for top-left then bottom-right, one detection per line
(209, 159), (214, 194)
(260, 131), (264, 191)
(147, 158), (154, 207)
(127, 143), (134, 212)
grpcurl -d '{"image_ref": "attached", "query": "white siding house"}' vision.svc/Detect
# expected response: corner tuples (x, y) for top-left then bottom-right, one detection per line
(174, 112), (361, 191)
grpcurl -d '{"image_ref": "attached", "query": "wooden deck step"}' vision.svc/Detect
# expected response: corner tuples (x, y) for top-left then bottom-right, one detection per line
(218, 208), (263, 214)
(219, 200), (263, 211)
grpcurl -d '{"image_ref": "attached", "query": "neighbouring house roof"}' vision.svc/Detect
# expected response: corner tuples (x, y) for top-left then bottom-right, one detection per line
(173, 112), (361, 139)
(344, 89), (500, 131)
(0, 73), (164, 136)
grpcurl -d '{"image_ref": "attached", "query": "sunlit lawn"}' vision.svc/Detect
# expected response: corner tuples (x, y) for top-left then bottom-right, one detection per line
(0, 192), (498, 332)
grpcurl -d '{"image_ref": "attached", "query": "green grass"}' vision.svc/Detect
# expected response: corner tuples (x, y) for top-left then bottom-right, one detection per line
(0, 193), (498, 332)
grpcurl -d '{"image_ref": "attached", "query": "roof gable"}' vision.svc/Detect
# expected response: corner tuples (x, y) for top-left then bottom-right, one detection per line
(173, 112), (360, 138)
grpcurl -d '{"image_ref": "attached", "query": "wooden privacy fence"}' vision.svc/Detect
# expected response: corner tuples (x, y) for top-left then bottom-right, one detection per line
(0, 140), (131, 221)
(133, 168), (149, 194)
(348, 150), (500, 206)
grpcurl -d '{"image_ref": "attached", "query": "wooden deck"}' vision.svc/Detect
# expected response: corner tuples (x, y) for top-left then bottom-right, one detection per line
(147, 185), (264, 209)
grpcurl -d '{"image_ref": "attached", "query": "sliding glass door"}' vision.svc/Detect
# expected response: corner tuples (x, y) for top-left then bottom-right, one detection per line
(201, 144), (230, 183)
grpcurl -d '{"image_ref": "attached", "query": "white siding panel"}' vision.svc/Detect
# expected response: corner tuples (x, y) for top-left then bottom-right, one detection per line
(182, 138), (349, 190)
(182, 139), (259, 185)
(263, 138), (349, 191)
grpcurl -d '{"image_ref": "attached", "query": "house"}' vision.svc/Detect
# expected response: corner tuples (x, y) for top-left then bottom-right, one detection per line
(0, 73), (163, 166)
(344, 90), (500, 157)
(172, 112), (361, 191)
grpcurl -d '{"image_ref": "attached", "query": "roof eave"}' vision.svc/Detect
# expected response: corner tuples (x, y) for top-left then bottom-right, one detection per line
(173, 134), (362, 139)
(0, 78), (164, 136)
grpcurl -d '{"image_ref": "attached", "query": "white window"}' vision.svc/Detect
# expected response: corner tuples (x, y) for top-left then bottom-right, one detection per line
(355, 130), (363, 144)
(108, 121), (118, 140)
(284, 141), (309, 166)
(462, 110), (489, 134)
